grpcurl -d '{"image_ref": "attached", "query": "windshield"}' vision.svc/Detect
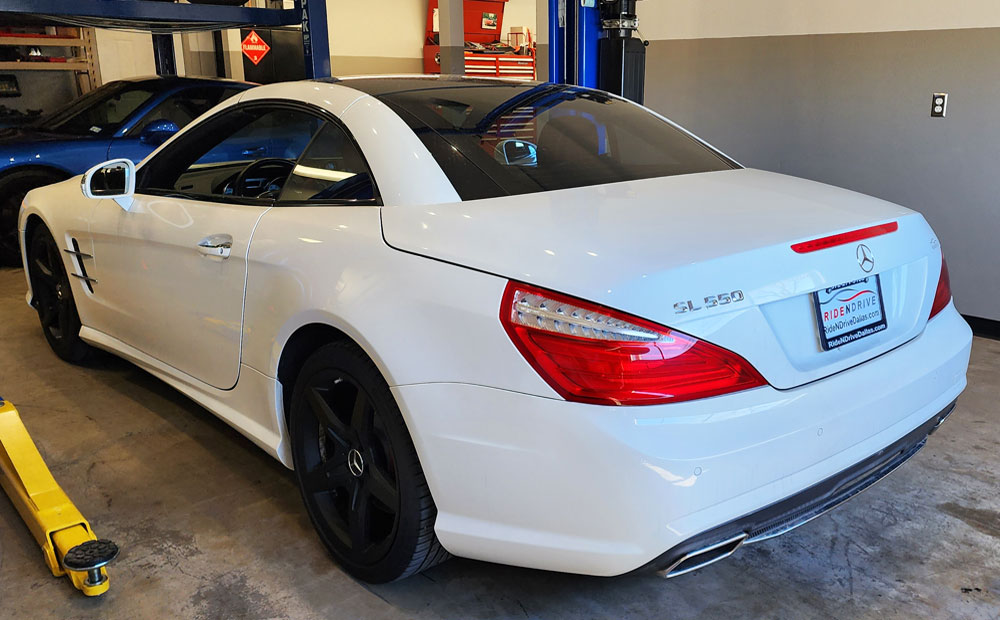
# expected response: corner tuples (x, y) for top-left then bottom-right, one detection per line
(36, 81), (158, 137)
(379, 83), (736, 200)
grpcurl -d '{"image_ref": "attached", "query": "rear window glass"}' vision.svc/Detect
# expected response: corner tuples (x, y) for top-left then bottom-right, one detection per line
(381, 83), (735, 200)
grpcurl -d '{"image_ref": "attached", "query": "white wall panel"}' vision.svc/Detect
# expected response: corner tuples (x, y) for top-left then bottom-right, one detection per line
(638, 0), (1000, 40)
(94, 29), (156, 82)
(327, 0), (429, 59)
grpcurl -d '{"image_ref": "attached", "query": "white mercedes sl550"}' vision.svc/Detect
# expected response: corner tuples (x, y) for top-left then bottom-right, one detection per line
(18, 76), (971, 583)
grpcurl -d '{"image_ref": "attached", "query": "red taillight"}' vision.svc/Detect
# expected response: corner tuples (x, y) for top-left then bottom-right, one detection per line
(791, 222), (898, 254)
(929, 252), (952, 319)
(500, 282), (767, 406)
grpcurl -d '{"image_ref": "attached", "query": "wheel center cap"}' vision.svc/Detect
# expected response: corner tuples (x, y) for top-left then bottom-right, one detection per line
(347, 448), (365, 478)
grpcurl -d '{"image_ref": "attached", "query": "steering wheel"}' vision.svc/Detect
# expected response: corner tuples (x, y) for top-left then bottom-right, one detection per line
(233, 158), (296, 198)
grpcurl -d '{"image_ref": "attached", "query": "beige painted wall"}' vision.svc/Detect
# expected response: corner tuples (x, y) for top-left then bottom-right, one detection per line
(179, 31), (218, 78)
(503, 0), (538, 43)
(94, 29), (156, 83)
(327, 0), (428, 64)
(637, 0), (1000, 40)
(536, 0), (548, 44)
(325, 0), (537, 75)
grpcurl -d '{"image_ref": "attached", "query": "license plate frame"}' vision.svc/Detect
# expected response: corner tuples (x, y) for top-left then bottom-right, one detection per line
(813, 275), (887, 351)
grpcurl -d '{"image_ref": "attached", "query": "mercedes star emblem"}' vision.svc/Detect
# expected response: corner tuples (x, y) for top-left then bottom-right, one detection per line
(857, 244), (875, 273)
(348, 448), (365, 478)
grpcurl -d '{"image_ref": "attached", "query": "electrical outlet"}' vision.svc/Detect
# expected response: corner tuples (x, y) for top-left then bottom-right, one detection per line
(931, 93), (948, 118)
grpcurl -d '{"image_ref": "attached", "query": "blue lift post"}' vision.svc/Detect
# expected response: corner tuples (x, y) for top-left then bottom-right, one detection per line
(298, 0), (331, 79)
(575, 0), (600, 89)
(0, 0), (331, 79)
(549, 0), (601, 88)
(548, 0), (565, 84)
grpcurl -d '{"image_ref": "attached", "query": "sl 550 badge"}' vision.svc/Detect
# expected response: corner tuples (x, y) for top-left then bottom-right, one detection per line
(674, 290), (745, 314)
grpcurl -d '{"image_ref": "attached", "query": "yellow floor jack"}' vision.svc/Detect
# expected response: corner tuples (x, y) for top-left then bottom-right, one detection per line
(0, 397), (118, 596)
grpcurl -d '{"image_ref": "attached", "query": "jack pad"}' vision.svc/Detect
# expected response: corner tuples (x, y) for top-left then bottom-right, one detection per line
(64, 539), (119, 586)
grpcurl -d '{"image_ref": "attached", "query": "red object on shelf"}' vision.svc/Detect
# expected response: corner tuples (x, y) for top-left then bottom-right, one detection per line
(0, 32), (64, 38)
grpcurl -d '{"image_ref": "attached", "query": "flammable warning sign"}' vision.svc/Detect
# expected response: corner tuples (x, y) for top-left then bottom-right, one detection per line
(241, 30), (271, 66)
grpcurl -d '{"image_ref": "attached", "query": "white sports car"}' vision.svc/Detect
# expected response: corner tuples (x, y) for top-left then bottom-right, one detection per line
(18, 76), (972, 583)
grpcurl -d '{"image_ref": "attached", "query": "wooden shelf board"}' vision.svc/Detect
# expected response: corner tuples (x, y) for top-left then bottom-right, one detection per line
(0, 36), (86, 47)
(0, 61), (89, 71)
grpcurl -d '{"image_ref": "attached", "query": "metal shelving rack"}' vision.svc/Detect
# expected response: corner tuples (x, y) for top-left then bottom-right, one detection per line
(0, 27), (98, 102)
(0, 0), (330, 79)
(0, 34), (90, 73)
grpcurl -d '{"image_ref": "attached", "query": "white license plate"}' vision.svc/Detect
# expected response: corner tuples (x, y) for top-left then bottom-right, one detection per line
(813, 276), (887, 351)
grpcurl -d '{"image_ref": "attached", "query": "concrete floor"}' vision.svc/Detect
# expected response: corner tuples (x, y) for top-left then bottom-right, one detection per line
(0, 265), (997, 620)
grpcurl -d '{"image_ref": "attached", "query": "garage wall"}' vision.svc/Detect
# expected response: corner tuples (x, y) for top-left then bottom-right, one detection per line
(535, 0), (547, 80)
(638, 2), (1000, 322)
(94, 29), (156, 82)
(638, 0), (1000, 39)
(179, 31), (219, 78)
(325, 0), (537, 76)
(326, 0), (428, 74)
(503, 0), (538, 43)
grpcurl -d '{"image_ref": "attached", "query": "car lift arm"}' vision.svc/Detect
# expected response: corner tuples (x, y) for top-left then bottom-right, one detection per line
(0, 398), (117, 596)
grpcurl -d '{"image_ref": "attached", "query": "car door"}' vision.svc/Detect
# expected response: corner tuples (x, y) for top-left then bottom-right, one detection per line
(106, 86), (246, 164)
(87, 103), (324, 389)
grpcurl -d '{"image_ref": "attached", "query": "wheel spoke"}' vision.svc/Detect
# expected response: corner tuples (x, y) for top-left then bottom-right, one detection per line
(349, 388), (372, 441)
(367, 463), (398, 509)
(327, 514), (352, 548)
(38, 302), (57, 328)
(349, 481), (371, 552)
(302, 457), (350, 493)
(55, 298), (71, 338)
(46, 242), (61, 276)
(33, 258), (55, 284)
(307, 386), (351, 448)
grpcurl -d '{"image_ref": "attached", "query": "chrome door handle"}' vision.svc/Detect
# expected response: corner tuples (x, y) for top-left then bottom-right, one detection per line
(197, 234), (233, 259)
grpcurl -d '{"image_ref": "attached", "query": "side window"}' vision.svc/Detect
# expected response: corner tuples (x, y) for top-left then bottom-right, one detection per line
(278, 122), (378, 203)
(59, 87), (156, 135)
(138, 105), (323, 201)
(128, 86), (243, 135)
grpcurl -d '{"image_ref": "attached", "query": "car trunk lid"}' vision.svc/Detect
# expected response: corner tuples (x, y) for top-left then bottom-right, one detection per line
(381, 168), (942, 389)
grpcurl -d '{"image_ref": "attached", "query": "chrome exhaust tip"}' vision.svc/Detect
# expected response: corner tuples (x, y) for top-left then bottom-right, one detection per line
(658, 532), (748, 578)
(929, 404), (956, 434)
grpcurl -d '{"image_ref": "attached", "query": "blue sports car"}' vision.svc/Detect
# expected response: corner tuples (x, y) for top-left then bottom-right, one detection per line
(0, 75), (252, 263)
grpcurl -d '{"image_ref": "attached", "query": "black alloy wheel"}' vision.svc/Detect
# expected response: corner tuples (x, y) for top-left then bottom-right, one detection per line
(300, 369), (401, 563)
(290, 342), (449, 583)
(0, 170), (63, 265)
(27, 225), (91, 362)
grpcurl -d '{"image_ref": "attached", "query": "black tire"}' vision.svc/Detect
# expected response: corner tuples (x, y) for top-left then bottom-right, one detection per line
(0, 169), (65, 266)
(289, 342), (450, 583)
(26, 225), (91, 363)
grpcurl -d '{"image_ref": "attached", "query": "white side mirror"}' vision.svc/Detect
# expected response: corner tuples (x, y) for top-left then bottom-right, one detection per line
(82, 158), (136, 211)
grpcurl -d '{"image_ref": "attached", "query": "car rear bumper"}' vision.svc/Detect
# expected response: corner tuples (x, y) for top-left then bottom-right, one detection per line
(641, 399), (955, 578)
(391, 304), (972, 576)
